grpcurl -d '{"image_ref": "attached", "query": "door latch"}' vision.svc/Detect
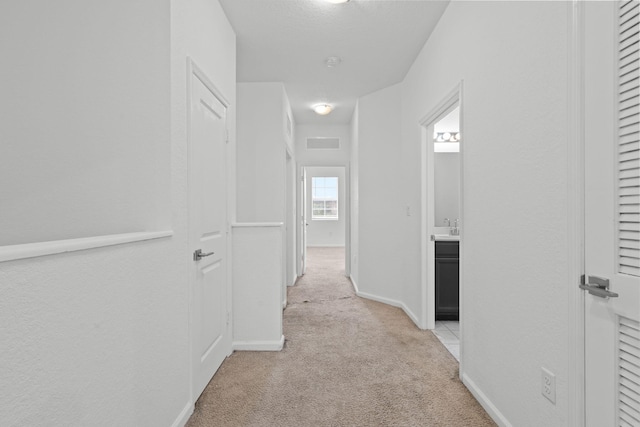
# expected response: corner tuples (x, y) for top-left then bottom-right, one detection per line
(579, 275), (619, 298)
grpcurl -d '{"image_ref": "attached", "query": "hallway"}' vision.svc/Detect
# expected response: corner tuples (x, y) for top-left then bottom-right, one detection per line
(186, 247), (494, 426)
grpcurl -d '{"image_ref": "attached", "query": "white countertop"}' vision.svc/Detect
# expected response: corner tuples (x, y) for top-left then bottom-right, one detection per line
(432, 234), (460, 241)
(431, 227), (460, 241)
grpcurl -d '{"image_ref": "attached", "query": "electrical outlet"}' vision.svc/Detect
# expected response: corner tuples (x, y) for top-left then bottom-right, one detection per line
(541, 367), (556, 404)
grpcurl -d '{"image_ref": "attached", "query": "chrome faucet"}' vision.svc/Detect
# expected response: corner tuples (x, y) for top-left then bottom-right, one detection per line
(451, 219), (460, 236)
(444, 218), (451, 227)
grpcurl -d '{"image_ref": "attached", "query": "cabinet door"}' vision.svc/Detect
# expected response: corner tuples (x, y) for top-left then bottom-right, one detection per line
(435, 258), (459, 320)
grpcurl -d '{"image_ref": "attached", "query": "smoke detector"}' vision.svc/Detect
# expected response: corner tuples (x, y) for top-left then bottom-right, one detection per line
(325, 56), (342, 68)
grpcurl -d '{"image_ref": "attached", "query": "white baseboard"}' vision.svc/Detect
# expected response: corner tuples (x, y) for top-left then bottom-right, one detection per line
(462, 373), (511, 427)
(349, 275), (359, 293)
(171, 401), (194, 427)
(401, 304), (421, 328)
(354, 287), (422, 330)
(233, 335), (285, 351)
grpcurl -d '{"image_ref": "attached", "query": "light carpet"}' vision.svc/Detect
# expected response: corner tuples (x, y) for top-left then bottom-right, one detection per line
(186, 247), (495, 427)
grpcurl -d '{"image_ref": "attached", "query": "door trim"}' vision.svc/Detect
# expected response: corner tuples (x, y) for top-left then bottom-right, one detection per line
(567, 1), (585, 425)
(186, 57), (232, 403)
(419, 82), (464, 332)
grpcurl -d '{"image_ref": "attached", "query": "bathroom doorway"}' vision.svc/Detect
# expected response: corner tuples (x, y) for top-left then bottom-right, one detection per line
(420, 84), (464, 364)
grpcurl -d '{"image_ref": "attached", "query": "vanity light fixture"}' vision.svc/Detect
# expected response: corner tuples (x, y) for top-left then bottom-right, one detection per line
(434, 131), (460, 142)
(313, 104), (333, 115)
(434, 131), (460, 152)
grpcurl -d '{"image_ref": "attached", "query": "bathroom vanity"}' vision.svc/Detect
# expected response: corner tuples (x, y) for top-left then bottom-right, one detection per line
(435, 239), (459, 320)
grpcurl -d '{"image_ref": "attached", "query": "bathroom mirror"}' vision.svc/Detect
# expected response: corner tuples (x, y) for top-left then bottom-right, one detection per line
(433, 107), (460, 228)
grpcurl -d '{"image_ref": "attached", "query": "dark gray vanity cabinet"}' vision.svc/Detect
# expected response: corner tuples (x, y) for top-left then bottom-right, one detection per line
(435, 241), (459, 320)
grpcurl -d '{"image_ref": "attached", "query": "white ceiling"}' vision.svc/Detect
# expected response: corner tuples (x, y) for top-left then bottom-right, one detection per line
(219, 0), (450, 125)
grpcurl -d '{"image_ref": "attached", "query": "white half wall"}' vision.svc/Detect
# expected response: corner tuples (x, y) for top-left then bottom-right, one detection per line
(305, 167), (346, 247)
(232, 224), (284, 351)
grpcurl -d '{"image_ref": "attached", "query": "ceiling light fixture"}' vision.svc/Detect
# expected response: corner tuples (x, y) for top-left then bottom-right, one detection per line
(313, 104), (333, 115)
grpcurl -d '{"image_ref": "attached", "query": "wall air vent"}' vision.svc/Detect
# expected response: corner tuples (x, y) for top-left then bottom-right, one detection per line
(307, 137), (340, 150)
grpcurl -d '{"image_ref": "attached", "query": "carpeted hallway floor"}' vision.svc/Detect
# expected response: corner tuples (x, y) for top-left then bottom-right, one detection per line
(186, 247), (495, 427)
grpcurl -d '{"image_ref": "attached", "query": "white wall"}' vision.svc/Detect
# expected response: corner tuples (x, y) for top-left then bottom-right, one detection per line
(294, 124), (351, 165)
(354, 84), (405, 305)
(0, 1), (170, 246)
(236, 83), (292, 223)
(306, 167), (346, 247)
(0, 1), (236, 426)
(434, 153), (460, 226)
(353, 2), (571, 425)
(236, 83), (283, 222)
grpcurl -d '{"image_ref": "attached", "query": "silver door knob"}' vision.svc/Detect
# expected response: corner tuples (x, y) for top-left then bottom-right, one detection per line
(193, 249), (214, 261)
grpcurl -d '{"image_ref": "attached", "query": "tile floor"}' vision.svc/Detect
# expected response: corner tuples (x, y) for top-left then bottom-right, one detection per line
(433, 321), (459, 361)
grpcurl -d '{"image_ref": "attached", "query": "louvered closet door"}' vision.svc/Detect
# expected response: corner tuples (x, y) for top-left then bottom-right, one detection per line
(584, 2), (640, 426)
(619, 0), (640, 276)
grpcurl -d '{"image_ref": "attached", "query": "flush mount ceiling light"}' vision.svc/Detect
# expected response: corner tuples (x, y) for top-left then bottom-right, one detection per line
(313, 104), (333, 115)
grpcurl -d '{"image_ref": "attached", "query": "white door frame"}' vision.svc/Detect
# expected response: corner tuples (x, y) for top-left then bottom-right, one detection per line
(567, 1), (586, 425)
(298, 167), (307, 276)
(297, 163), (351, 277)
(284, 146), (295, 304)
(186, 57), (233, 403)
(419, 82), (464, 332)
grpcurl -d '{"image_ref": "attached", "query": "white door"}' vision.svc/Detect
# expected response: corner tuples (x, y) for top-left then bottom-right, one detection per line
(189, 69), (230, 399)
(301, 168), (308, 275)
(584, 2), (640, 426)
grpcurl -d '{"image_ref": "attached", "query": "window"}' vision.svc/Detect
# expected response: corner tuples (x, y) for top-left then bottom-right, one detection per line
(312, 177), (338, 220)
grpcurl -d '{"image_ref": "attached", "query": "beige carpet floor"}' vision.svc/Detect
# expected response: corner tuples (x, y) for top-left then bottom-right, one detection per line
(186, 247), (495, 427)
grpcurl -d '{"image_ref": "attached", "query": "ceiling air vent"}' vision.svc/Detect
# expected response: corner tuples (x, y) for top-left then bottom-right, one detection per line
(307, 137), (340, 150)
